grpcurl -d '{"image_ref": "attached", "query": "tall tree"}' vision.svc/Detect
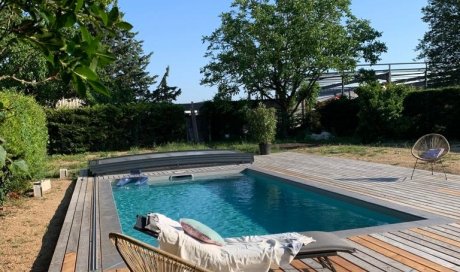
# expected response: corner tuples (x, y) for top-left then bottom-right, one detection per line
(417, 0), (460, 86)
(148, 66), (181, 103)
(93, 27), (157, 104)
(201, 0), (386, 135)
(0, 0), (131, 97)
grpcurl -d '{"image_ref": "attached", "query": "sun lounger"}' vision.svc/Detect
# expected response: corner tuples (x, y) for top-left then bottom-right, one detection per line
(133, 215), (355, 272)
(296, 231), (355, 272)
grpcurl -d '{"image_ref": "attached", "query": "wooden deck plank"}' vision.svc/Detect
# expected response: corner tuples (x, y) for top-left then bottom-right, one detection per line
(76, 177), (93, 271)
(290, 259), (316, 271)
(94, 177), (102, 270)
(372, 233), (460, 268)
(296, 258), (332, 271)
(349, 236), (441, 272)
(98, 179), (124, 271)
(329, 256), (366, 272)
(359, 235), (454, 272)
(345, 240), (410, 271)
(411, 228), (460, 247)
(61, 252), (77, 272)
(49, 178), (83, 272)
(429, 226), (460, 239)
(65, 178), (88, 256)
(337, 251), (387, 272)
(392, 231), (460, 260)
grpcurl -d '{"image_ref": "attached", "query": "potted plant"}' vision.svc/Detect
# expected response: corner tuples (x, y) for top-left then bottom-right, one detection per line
(246, 104), (277, 155)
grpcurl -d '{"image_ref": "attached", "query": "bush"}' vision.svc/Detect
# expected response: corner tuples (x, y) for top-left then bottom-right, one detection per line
(199, 100), (251, 141)
(0, 91), (48, 179)
(316, 97), (360, 136)
(47, 103), (186, 154)
(403, 86), (460, 139)
(246, 104), (277, 144)
(355, 83), (411, 142)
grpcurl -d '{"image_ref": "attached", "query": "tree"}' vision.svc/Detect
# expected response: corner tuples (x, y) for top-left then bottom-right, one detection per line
(0, 0), (132, 97)
(417, 0), (460, 86)
(93, 27), (157, 104)
(148, 66), (181, 103)
(201, 0), (386, 135)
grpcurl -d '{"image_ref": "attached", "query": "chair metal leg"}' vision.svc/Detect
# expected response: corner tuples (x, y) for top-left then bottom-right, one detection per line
(440, 160), (448, 180)
(411, 159), (419, 180)
(431, 162), (434, 175)
(317, 256), (337, 272)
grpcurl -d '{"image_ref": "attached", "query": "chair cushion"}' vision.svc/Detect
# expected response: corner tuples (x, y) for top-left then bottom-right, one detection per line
(180, 218), (225, 246)
(421, 148), (444, 160)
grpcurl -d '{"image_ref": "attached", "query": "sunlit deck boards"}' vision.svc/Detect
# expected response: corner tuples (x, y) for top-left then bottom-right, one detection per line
(275, 222), (460, 271)
(257, 152), (460, 271)
(51, 151), (460, 271)
(48, 176), (125, 272)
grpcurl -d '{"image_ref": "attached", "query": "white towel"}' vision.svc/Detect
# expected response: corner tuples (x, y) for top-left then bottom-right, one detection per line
(152, 213), (314, 272)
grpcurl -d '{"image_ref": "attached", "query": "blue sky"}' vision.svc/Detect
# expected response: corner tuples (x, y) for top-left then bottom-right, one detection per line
(118, 0), (428, 103)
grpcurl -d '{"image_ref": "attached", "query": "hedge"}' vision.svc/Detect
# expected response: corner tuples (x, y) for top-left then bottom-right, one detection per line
(317, 85), (460, 141)
(403, 86), (460, 139)
(316, 97), (359, 137)
(0, 91), (48, 179)
(47, 103), (186, 154)
(199, 100), (251, 141)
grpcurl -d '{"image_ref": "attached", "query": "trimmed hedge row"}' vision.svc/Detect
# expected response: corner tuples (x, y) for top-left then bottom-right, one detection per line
(47, 103), (186, 154)
(317, 86), (460, 141)
(316, 97), (359, 137)
(403, 86), (460, 139)
(199, 100), (250, 141)
(0, 91), (48, 179)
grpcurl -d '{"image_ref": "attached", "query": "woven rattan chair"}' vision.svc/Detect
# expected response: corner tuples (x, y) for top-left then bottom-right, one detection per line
(411, 133), (450, 180)
(109, 232), (212, 272)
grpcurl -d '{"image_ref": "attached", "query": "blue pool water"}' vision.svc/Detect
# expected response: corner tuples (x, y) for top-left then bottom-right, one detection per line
(112, 171), (417, 243)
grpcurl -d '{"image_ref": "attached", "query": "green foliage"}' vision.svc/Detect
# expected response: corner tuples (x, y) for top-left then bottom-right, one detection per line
(94, 26), (157, 104)
(417, 0), (460, 86)
(0, 0), (131, 97)
(246, 104), (277, 144)
(0, 143), (30, 206)
(0, 91), (48, 179)
(47, 103), (186, 154)
(199, 100), (251, 141)
(201, 0), (386, 135)
(355, 84), (411, 142)
(317, 97), (360, 137)
(403, 86), (460, 138)
(148, 66), (181, 103)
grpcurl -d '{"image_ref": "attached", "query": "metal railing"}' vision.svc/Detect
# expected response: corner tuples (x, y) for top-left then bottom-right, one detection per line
(318, 62), (429, 99)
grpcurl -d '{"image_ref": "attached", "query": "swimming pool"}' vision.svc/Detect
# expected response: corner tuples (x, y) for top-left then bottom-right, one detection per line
(112, 169), (423, 243)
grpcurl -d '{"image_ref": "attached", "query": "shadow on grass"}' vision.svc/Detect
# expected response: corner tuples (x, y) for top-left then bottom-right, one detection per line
(31, 180), (76, 272)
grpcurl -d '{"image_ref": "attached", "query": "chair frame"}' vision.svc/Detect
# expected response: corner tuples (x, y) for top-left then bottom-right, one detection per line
(411, 133), (450, 180)
(109, 232), (212, 272)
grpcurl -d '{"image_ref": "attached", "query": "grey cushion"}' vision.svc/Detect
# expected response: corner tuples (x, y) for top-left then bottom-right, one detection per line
(297, 231), (355, 257)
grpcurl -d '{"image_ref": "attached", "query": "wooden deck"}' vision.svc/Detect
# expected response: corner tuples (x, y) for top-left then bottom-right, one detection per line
(50, 152), (460, 271)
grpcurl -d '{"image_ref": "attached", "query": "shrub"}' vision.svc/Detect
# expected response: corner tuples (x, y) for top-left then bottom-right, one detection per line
(403, 86), (460, 139)
(0, 91), (48, 179)
(246, 104), (277, 144)
(199, 100), (250, 141)
(47, 103), (186, 154)
(355, 83), (411, 142)
(316, 97), (360, 136)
